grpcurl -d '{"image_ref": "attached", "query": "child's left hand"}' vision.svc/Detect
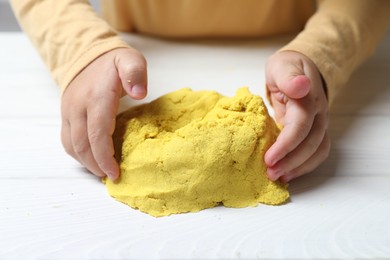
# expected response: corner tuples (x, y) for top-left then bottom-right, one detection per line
(265, 51), (330, 182)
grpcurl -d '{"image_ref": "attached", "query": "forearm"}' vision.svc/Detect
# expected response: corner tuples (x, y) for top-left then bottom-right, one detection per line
(11, 0), (130, 92)
(279, 0), (390, 103)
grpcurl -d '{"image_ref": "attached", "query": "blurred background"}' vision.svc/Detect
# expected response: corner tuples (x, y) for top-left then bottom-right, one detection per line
(0, 0), (19, 31)
(0, 0), (100, 31)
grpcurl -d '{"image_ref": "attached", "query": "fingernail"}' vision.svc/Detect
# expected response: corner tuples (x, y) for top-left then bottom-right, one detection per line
(268, 159), (277, 167)
(107, 171), (118, 181)
(280, 173), (294, 183)
(131, 84), (145, 97)
(267, 168), (281, 181)
(273, 169), (284, 180)
(265, 154), (278, 167)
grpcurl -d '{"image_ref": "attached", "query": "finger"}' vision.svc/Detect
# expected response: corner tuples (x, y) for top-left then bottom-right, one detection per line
(267, 113), (327, 180)
(70, 116), (106, 177)
(266, 54), (311, 100)
(87, 86), (121, 181)
(115, 49), (148, 100)
(283, 75), (311, 99)
(61, 118), (81, 163)
(264, 98), (314, 168)
(279, 133), (331, 183)
(268, 92), (286, 124)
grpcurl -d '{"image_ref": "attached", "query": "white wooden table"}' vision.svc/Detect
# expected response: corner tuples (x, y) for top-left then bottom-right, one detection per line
(1, 31), (389, 259)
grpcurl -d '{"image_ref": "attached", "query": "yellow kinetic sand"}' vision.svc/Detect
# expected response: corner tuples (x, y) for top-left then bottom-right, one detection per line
(106, 87), (289, 217)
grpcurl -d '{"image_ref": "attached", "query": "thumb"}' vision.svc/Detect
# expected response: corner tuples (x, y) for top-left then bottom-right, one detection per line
(266, 52), (311, 100)
(283, 75), (311, 99)
(115, 48), (148, 100)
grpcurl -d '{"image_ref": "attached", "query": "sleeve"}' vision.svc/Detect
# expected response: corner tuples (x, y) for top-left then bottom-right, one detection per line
(279, 0), (390, 103)
(10, 0), (131, 93)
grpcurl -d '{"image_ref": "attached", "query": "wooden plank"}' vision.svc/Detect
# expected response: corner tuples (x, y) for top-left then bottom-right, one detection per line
(1, 30), (390, 259)
(0, 176), (389, 258)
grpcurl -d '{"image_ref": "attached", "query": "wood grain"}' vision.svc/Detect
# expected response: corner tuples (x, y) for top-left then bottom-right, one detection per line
(1, 31), (390, 259)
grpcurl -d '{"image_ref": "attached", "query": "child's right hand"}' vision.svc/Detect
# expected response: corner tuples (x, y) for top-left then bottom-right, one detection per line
(61, 48), (148, 180)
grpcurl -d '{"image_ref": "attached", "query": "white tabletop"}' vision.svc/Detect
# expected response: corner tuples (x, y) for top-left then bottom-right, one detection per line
(1, 31), (390, 259)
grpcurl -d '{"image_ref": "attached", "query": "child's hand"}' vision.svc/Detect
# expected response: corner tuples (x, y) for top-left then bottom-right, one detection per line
(265, 51), (330, 183)
(61, 48), (147, 180)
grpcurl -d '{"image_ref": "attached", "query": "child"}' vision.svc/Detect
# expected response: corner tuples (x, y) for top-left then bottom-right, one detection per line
(11, 0), (390, 182)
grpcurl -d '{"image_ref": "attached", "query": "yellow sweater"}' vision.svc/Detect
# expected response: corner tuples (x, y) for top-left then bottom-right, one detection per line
(11, 0), (390, 102)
